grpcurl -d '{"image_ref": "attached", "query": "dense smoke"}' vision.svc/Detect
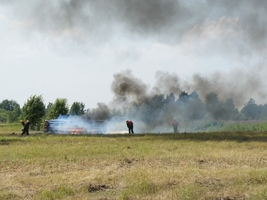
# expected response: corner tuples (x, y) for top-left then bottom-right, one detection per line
(152, 71), (183, 96)
(50, 67), (267, 133)
(82, 103), (110, 121)
(206, 0), (267, 56)
(3, 0), (267, 51)
(110, 70), (149, 110)
(103, 68), (267, 133)
(3, 0), (267, 133)
(186, 66), (267, 108)
(111, 66), (267, 111)
(2, 0), (196, 43)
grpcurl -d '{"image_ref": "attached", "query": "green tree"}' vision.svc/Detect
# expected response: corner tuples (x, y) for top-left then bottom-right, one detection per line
(205, 92), (219, 119)
(240, 98), (261, 120)
(45, 102), (53, 119)
(0, 99), (19, 111)
(177, 91), (205, 120)
(0, 99), (21, 122)
(7, 104), (21, 123)
(21, 95), (45, 130)
(69, 102), (85, 116)
(217, 98), (239, 120)
(0, 108), (8, 122)
(259, 104), (267, 120)
(48, 98), (69, 119)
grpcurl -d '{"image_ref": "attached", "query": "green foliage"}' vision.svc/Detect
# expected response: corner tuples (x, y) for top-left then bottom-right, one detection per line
(69, 102), (85, 115)
(4, 90), (267, 124)
(45, 102), (53, 119)
(181, 120), (267, 132)
(177, 91), (205, 120)
(241, 98), (261, 120)
(21, 95), (45, 130)
(0, 108), (8, 122)
(0, 99), (20, 111)
(47, 98), (69, 119)
(0, 100), (21, 122)
(7, 104), (21, 123)
(205, 92), (219, 117)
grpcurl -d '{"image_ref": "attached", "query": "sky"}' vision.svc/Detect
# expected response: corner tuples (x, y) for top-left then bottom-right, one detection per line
(0, 0), (267, 110)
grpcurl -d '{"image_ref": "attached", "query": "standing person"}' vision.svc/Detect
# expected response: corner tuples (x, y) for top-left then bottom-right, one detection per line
(172, 118), (179, 133)
(20, 120), (25, 134)
(43, 120), (50, 133)
(21, 120), (31, 135)
(126, 120), (134, 134)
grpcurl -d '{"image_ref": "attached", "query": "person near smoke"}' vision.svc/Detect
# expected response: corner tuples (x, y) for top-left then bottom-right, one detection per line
(21, 120), (31, 135)
(172, 118), (179, 133)
(43, 120), (50, 133)
(126, 120), (134, 134)
(20, 120), (25, 134)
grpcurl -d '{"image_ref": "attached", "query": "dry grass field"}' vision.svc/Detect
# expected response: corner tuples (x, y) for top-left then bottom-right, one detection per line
(1, 124), (267, 199)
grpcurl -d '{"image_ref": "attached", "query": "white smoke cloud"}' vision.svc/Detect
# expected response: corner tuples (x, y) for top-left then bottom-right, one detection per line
(180, 16), (243, 57)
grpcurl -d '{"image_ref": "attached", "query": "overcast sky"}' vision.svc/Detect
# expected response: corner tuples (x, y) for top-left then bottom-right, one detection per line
(0, 0), (267, 109)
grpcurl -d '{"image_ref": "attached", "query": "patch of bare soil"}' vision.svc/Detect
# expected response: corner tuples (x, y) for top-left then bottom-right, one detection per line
(88, 184), (110, 193)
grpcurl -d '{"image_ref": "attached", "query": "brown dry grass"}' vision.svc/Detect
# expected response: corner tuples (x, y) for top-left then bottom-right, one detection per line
(1, 130), (267, 199)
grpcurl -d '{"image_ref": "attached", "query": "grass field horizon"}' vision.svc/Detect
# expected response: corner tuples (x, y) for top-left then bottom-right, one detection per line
(1, 123), (267, 199)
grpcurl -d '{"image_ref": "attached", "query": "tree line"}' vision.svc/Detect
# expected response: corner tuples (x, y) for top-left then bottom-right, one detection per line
(0, 95), (85, 130)
(0, 92), (266, 130)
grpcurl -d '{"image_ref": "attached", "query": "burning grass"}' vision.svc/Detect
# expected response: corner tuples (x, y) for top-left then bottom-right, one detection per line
(1, 130), (267, 199)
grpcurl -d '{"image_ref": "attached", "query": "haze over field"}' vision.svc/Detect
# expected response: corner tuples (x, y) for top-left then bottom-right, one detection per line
(0, 0), (266, 110)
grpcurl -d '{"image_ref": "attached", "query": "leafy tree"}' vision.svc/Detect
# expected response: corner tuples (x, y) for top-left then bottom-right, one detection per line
(48, 98), (69, 119)
(0, 99), (19, 111)
(240, 98), (261, 120)
(178, 91), (190, 104)
(164, 93), (175, 105)
(178, 91), (205, 120)
(45, 102), (53, 119)
(0, 99), (21, 122)
(82, 103), (111, 121)
(0, 108), (8, 122)
(259, 104), (267, 120)
(216, 98), (239, 120)
(128, 94), (166, 125)
(160, 93), (178, 122)
(21, 95), (45, 130)
(150, 94), (165, 110)
(7, 104), (21, 123)
(205, 92), (219, 119)
(148, 94), (165, 123)
(69, 102), (85, 116)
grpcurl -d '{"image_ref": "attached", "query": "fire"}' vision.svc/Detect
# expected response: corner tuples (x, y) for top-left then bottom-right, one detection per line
(69, 128), (84, 134)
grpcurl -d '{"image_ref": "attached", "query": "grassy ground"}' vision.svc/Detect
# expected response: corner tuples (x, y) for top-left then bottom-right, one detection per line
(1, 124), (267, 199)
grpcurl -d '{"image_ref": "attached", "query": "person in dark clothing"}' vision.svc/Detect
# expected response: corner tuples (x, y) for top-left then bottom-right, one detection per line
(43, 120), (50, 133)
(21, 120), (31, 135)
(20, 120), (25, 126)
(172, 118), (179, 133)
(126, 120), (134, 134)
(20, 120), (25, 134)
